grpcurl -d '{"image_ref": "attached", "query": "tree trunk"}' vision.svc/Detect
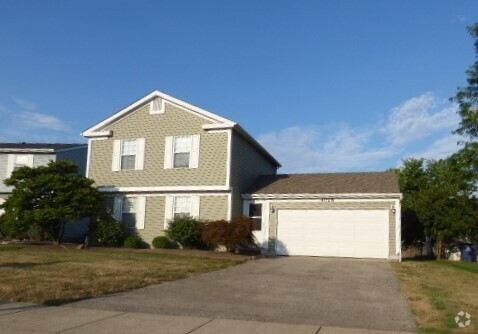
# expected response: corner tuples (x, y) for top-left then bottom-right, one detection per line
(58, 220), (66, 244)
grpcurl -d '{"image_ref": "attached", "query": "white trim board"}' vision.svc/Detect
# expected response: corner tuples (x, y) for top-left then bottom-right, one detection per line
(98, 185), (231, 193)
(82, 90), (235, 137)
(242, 193), (403, 200)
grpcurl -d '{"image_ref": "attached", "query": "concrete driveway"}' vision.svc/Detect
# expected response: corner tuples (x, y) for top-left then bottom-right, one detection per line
(69, 257), (416, 332)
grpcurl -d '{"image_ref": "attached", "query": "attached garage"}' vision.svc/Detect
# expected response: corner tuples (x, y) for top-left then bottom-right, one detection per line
(243, 172), (402, 260)
(276, 209), (389, 259)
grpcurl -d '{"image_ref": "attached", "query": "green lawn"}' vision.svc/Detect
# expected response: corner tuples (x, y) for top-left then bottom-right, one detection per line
(392, 259), (478, 334)
(0, 243), (243, 306)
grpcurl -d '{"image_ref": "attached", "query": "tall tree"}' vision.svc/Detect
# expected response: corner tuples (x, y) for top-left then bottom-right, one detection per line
(453, 23), (478, 140)
(0, 161), (101, 242)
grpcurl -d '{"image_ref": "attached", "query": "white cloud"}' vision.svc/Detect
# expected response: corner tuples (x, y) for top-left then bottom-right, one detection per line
(17, 111), (70, 132)
(258, 126), (395, 173)
(258, 92), (460, 173)
(385, 93), (458, 147)
(406, 134), (463, 161)
(12, 96), (37, 111)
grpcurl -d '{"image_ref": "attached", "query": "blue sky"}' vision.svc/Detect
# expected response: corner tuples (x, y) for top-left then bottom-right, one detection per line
(0, 0), (477, 173)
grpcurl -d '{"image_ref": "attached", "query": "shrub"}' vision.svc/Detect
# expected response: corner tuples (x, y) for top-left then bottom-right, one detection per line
(199, 216), (255, 252)
(124, 235), (143, 248)
(166, 216), (202, 248)
(152, 236), (172, 249)
(90, 215), (126, 246)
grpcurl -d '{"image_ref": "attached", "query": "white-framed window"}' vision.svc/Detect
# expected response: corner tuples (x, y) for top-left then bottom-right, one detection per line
(6, 154), (34, 177)
(122, 197), (137, 228)
(149, 97), (165, 114)
(112, 138), (145, 171)
(173, 196), (192, 218)
(164, 135), (200, 169)
(249, 204), (262, 231)
(164, 195), (200, 229)
(173, 137), (192, 168)
(121, 139), (137, 170)
(113, 196), (146, 230)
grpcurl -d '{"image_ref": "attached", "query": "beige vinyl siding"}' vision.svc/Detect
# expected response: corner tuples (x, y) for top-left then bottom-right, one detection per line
(89, 103), (228, 187)
(267, 201), (396, 257)
(230, 132), (277, 218)
(101, 194), (228, 246)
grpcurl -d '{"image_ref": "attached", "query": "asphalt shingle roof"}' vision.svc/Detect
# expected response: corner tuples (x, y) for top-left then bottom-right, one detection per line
(0, 143), (85, 150)
(247, 172), (400, 194)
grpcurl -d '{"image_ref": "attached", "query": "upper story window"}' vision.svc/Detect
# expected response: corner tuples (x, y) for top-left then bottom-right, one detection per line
(249, 203), (262, 231)
(121, 139), (137, 170)
(173, 137), (192, 168)
(6, 154), (34, 177)
(14, 155), (33, 171)
(112, 139), (145, 171)
(164, 135), (200, 169)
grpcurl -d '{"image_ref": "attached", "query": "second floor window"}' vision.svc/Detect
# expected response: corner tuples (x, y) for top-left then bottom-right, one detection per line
(112, 138), (145, 171)
(173, 137), (191, 168)
(164, 135), (200, 169)
(121, 139), (137, 170)
(14, 155), (33, 171)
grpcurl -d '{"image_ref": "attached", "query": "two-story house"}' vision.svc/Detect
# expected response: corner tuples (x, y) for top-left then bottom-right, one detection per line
(83, 90), (402, 260)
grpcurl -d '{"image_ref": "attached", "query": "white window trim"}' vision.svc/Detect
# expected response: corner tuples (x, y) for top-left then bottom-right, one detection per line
(164, 135), (200, 169)
(6, 154), (34, 177)
(112, 139), (145, 171)
(164, 195), (200, 229)
(113, 195), (146, 230)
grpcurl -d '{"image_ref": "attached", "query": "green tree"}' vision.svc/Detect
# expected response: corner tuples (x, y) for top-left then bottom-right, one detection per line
(0, 161), (101, 242)
(398, 157), (478, 258)
(453, 23), (478, 140)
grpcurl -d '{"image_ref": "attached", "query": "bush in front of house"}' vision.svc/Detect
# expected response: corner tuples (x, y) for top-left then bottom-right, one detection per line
(199, 216), (256, 252)
(166, 216), (202, 248)
(90, 215), (126, 246)
(123, 235), (143, 248)
(152, 236), (172, 249)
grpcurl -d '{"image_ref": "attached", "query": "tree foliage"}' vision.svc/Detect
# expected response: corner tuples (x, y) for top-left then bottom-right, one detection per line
(0, 161), (101, 242)
(398, 157), (478, 257)
(453, 23), (478, 140)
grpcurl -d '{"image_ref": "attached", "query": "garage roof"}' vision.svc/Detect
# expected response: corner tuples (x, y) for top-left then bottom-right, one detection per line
(247, 172), (400, 194)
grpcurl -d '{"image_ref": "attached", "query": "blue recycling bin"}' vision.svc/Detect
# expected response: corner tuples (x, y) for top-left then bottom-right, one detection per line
(460, 244), (476, 262)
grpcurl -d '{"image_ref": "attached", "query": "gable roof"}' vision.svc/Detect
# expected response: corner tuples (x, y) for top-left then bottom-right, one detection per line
(246, 172), (400, 195)
(82, 90), (281, 167)
(0, 143), (86, 153)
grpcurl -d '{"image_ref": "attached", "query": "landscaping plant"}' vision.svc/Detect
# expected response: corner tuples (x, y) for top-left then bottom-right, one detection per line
(90, 215), (126, 246)
(123, 235), (143, 248)
(152, 236), (172, 249)
(165, 216), (202, 248)
(199, 216), (255, 252)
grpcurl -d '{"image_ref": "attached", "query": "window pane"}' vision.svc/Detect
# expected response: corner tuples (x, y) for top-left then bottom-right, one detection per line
(122, 197), (136, 213)
(122, 139), (137, 155)
(122, 213), (136, 228)
(174, 196), (191, 216)
(14, 155), (30, 171)
(249, 204), (262, 217)
(174, 137), (191, 153)
(253, 218), (262, 231)
(174, 152), (190, 168)
(121, 155), (136, 170)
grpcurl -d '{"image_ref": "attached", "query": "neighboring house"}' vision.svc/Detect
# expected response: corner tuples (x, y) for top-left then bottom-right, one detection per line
(83, 90), (402, 259)
(0, 143), (89, 239)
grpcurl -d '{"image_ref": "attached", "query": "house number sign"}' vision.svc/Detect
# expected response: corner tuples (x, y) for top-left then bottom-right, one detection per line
(321, 198), (334, 202)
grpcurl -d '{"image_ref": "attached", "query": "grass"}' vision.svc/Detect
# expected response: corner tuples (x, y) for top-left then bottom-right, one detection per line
(0, 243), (243, 306)
(392, 259), (478, 334)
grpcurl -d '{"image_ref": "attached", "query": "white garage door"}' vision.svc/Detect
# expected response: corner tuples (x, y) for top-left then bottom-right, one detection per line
(276, 209), (389, 259)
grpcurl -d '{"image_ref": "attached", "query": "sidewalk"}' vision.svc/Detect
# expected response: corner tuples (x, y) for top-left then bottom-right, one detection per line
(0, 302), (415, 334)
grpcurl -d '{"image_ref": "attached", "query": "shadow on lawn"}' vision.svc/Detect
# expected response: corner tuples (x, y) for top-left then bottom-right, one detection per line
(0, 261), (62, 268)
